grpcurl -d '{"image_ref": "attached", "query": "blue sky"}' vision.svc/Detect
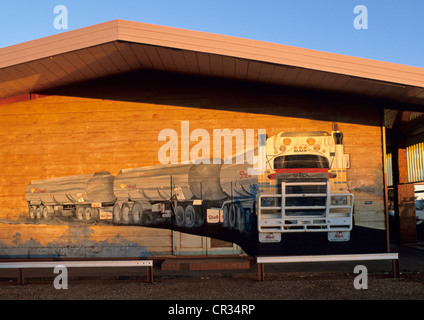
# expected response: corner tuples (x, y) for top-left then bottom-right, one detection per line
(1, 0), (423, 68)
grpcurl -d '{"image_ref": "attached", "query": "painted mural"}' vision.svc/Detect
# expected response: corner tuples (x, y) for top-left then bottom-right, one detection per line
(21, 122), (387, 256)
(0, 227), (152, 258)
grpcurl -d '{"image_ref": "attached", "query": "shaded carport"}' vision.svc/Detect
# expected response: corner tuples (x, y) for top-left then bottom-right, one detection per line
(385, 110), (424, 243)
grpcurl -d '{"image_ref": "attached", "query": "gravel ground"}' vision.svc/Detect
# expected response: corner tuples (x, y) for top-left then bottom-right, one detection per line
(1, 272), (422, 319)
(1, 271), (423, 300)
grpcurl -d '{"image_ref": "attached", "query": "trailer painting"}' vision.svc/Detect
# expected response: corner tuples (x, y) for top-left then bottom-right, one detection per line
(24, 124), (364, 256)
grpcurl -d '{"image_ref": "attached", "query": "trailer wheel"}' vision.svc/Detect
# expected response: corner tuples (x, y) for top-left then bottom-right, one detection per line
(132, 202), (143, 225)
(236, 205), (245, 233)
(35, 206), (43, 220)
(229, 204), (236, 228)
(193, 206), (204, 228)
(222, 205), (229, 227)
(184, 205), (196, 228)
(42, 206), (54, 220)
(113, 203), (121, 224)
(76, 205), (85, 221)
(84, 207), (94, 221)
(29, 206), (37, 220)
(174, 205), (185, 227)
(91, 207), (99, 220)
(121, 202), (132, 225)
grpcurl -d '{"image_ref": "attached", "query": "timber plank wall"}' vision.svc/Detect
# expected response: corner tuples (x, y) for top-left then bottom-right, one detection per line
(0, 71), (386, 257)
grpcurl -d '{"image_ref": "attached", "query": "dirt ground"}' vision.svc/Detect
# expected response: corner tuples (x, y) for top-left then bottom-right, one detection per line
(1, 271), (423, 300)
(0, 271), (421, 319)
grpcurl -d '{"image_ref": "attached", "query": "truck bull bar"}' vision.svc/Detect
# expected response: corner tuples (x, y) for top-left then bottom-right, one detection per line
(258, 181), (353, 234)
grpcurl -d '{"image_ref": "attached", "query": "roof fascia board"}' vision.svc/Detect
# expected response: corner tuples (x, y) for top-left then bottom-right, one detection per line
(0, 19), (424, 89)
(0, 20), (120, 69)
(116, 20), (424, 88)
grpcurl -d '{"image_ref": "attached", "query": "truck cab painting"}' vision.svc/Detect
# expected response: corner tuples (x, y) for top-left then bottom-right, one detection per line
(25, 124), (386, 256)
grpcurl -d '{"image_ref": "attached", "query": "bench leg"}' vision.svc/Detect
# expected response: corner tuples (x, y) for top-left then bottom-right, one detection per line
(147, 266), (154, 283)
(392, 259), (400, 278)
(17, 268), (24, 286)
(258, 263), (264, 281)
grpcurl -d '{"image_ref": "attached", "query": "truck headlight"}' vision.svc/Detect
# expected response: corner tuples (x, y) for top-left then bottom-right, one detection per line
(331, 195), (348, 205)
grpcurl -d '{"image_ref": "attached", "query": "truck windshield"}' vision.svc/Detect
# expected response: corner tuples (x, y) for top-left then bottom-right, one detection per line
(274, 155), (329, 169)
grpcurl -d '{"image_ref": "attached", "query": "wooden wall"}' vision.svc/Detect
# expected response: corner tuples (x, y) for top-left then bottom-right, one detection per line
(0, 71), (386, 257)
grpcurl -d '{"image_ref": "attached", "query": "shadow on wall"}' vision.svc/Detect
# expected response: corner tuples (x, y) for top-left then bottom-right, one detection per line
(0, 226), (152, 259)
(41, 69), (383, 127)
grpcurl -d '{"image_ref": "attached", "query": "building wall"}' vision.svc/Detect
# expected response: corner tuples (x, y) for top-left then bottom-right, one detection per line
(0, 72), (386, 258)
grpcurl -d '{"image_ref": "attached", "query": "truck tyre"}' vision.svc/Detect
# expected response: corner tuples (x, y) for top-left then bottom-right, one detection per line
(184, 205), (196, 228)
(35, 206), (43, 219)
(120, 202), (132, 225)
(113, 203), (121, 224)
(132, 202), (143, 225)
(193, 206), (204, 227)
(42, 206), (54, 220)
(76, 205), (85, 221)
(174, 205), (185, 227)
(91, 207), (99, 220)
(236, 205), (245, 233)
(84, 206), (94, 221)
(229, 203), (236, 228)
(29, 206), (36, 220)
(222, 205), (229, 227)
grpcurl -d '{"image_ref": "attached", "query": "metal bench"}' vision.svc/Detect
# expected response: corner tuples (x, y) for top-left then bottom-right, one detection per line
(256, 253), (399, 281)
(0, 260), (154, 285)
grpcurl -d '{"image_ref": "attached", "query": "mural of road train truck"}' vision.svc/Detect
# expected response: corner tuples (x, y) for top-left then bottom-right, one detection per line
(25, 123), (355, 255)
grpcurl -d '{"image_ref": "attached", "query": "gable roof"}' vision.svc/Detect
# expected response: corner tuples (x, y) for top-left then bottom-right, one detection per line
(1, 19), (424, 109)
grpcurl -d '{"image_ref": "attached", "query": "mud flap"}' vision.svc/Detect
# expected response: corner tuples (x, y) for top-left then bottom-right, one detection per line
(259, 232), (281, 243)
(328, 231), (350, 242)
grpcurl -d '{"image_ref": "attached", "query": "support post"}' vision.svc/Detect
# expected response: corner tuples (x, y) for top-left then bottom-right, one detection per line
(392, 259), (400, 278)
(258, 263), (264, 281)
(17, 268), (24, 286)
(392, 132), (417, 244)
(147, 266), (154, 283)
